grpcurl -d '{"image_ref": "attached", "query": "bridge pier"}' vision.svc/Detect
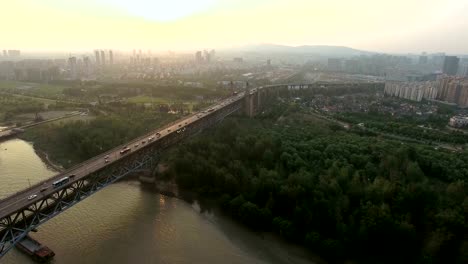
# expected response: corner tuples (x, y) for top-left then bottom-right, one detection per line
(138, 170), (156, 184)
(244, 92), (255, 117)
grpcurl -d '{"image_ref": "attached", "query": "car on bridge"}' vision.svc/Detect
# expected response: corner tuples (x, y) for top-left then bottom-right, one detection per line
(120, 147), (131, 154)
(27, 194), (37, 200)
(52, 177), (69, 188)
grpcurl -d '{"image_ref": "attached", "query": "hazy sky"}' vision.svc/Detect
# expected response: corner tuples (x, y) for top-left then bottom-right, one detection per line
(1, 0), (468, 54)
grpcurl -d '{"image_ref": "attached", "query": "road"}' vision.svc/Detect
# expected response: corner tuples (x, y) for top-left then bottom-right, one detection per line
(0, 111), (85, 141)
(0, 92), (245, 219)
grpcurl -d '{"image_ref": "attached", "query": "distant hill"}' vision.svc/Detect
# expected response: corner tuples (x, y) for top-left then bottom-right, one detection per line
(235, 44), (372, 57)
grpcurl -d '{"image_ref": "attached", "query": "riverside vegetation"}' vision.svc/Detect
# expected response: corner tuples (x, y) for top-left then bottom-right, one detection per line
(164, 103), (467, 264)
(19, 101), (467, 264)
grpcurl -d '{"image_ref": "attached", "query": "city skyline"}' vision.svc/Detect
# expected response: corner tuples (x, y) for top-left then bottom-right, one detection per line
(2, 0), (468, 54)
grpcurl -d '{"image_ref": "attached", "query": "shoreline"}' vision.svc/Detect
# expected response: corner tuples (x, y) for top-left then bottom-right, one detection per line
(32, 145), (65, 173)
(139, 180), (327, 264)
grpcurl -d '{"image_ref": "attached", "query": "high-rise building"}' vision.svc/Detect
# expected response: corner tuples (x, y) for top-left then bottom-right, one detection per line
(7, 50), (20, 57)
(94, 50), (101, 65)
(2, 50), (6, 57)
(456, 82), (468, 107)
(195, 51), (203, 63)
(344, 59), (359, 73)
(210, 49), (215, 60)
(442, 56), (459, 75)
(384, 81), (438, 102)
(68, 56), (77, 80)
(100, 50), (106, 65)
(418, 55), (428, 64)
(83, 56), (90, 77)
(431, 53), (445, 67)
(109, 50), (114, 65)
(204, 50), (211, 63)
(328, 58), (342, 72)
(460, 58), (468, 77)
(436, 76), (468, 107)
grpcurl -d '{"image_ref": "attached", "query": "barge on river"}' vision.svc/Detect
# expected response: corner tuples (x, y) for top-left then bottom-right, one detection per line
(16, 235), (55, 262)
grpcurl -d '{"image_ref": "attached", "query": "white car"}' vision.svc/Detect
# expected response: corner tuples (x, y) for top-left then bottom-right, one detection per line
(28, 194), (37, 200)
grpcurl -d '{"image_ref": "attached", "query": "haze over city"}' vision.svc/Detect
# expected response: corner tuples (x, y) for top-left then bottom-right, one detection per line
(2, 0), (468, 53)
(1, 1), (468, 264)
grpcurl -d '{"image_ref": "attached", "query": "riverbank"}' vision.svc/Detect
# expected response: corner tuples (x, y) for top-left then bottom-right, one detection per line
(4, 137), (325, 264)
(139, 177), (327, 264)
(32, 145), (64, 172)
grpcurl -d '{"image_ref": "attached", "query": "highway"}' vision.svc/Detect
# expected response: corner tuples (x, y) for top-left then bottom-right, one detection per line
(0, 92), (245, 219)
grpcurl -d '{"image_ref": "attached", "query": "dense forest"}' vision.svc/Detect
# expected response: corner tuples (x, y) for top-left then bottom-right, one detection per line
(18, 98), (467, 263)
(163, 104), (467, 263)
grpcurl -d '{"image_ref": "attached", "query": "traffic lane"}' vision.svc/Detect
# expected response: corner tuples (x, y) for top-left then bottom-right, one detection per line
(0, 186), (44, 213)
(100, 100), (228, 160)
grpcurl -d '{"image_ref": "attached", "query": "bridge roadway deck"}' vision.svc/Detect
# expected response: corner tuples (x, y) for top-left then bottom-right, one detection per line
(0, 92), (246, 220)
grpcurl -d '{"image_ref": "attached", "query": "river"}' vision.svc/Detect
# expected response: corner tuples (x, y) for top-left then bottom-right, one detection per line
(0, 139), (321, 264)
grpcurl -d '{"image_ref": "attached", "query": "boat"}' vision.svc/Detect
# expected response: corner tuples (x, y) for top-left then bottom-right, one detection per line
(16, 235), (55, 262)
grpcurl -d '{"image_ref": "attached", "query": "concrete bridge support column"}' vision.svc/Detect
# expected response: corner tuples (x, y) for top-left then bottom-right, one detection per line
(244, 93), (255, 117)
(138, 170), (156, 184)
(257, 90), (262, 112)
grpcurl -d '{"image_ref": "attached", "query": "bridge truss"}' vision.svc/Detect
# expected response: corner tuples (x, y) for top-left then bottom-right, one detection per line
(0, 100), (242, 258)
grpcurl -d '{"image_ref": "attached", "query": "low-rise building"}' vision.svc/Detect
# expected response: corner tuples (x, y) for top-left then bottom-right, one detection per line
(449, 116), (468, 128)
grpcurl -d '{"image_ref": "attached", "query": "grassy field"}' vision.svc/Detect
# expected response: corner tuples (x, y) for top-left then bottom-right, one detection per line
(127, 95), (171, 104)
(47, 114), (95, 125)
(3, 93), (58, 105)
(0, 80), (66, 98)
(15, 110), (76, 120)
(127, 95), (199, 112)
(0, 81), (22, 90)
